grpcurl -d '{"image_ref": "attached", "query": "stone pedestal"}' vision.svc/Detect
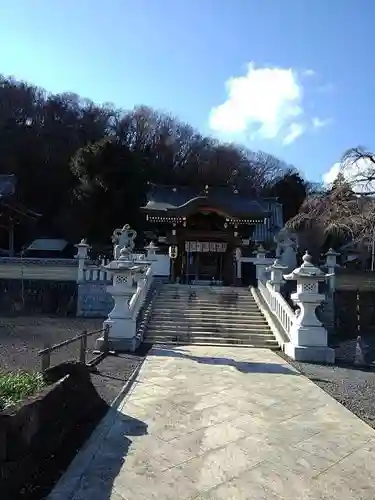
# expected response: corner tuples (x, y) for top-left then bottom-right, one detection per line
(95, 248), (144, 353)
(283, 251), (335, 364)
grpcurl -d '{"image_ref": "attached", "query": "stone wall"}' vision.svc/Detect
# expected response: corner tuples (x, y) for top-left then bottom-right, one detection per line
(0, 279), (77, 316)
(77, 281), (114, 318)
(0, 362), (108, 499)
(336, 269), (375, 290)
(0, 258), (78, 281)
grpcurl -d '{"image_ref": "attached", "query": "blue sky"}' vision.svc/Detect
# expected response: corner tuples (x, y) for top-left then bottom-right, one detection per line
(0, 0), (373, 183)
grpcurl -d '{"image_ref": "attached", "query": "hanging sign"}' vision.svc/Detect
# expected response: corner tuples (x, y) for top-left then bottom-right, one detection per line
(185, 241), (227, 253)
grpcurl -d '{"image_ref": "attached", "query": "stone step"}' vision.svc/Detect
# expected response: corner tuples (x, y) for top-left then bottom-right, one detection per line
(151, 311), (268, 326)
(154, 299), (259, 306)
(149, 318), (269, 331)
(156, 296), (257, 303)
(143, 284), (277, 349)
(154, 296), (257, 307)
(144, 336), (279, 348)
(151, 307), (263, 316)
(157, 292), (254, 298)
(145, 329), (273, 338)
(161, 284), (250, 295)
(146, 327), (271, 337)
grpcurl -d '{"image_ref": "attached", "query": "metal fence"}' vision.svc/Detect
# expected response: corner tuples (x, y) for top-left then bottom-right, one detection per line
(38, 324), (110, 372)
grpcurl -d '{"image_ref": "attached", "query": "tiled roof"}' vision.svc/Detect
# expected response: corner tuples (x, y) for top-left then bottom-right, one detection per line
(142, 184), (274, 218)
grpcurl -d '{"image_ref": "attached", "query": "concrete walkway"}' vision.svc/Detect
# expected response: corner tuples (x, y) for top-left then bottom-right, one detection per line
(49, 346), (375, 500)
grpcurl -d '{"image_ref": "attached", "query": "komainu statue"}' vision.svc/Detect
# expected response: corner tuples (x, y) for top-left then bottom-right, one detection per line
(274, 228), (298, 273)
(111, 224), (137, 259)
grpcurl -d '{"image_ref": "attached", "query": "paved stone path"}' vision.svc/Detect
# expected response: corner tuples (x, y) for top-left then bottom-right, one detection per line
(49, 346), (375, 500)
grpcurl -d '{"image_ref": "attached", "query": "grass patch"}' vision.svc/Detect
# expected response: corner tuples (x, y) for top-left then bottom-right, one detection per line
(0, 370), (46, 410)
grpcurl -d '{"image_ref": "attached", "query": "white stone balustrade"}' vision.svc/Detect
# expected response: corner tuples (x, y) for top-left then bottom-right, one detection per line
(129, 264), (153, 325)
(283, 251), (335, 364)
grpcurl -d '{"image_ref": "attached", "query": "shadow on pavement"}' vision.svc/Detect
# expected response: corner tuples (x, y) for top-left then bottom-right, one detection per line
(47, 411), (148, 500)
(151, 346), (298, 375)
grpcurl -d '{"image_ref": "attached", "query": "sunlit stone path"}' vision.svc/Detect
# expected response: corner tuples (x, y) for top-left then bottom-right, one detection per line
(49, 346), (375, 500)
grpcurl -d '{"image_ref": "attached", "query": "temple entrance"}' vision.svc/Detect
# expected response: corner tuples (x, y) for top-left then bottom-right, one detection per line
(182, 241), (229, 284)
(189, 252), (224, 284)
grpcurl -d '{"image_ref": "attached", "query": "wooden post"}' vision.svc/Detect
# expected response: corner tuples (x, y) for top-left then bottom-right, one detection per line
(103, 324), (110, 353)
(41, 343), (51, 372)
(8, 219), (14, 257)
(79, 331), (87, 364)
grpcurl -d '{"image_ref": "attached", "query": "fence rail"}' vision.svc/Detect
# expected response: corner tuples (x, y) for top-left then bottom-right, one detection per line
(258, 279), (294, 339)
(38, 324), (110, 371)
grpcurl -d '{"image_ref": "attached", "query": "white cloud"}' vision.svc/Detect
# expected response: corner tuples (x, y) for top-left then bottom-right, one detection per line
(302, 69), (316, 77)
(283, 123), (305, 145)
(322, 157), (375, 194)
(322, 162), (341, 185)
(209, 62), (305, 145)
(312, 117), (332, 129)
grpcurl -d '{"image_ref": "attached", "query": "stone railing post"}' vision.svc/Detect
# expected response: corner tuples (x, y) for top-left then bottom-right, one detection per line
(235, 247), (242, 284)
(325, 248), (339, 293)
(283, 251), (335, 364)
(75, 239), (90, 283)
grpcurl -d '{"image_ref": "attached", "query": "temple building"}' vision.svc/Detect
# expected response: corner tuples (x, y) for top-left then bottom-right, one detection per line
(141, 184), (283, 285)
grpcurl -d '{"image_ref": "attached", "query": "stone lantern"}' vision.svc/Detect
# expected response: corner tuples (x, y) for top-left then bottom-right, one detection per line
(256, 244), (267, 260)
(145, 241), (158, 261)
(75, 239), (90, 283)
(95, 247), (144, 352)
(283, 251), (335, 364)
(269, 259), (288, 293)
(254, 244), (269, 281)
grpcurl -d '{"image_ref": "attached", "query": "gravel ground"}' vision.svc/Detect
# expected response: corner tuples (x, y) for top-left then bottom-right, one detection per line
(90, 343), (151, 404)
(0, 315), (152, 405)
(278, 351), (375, 428)
(0, 316), (103, 373)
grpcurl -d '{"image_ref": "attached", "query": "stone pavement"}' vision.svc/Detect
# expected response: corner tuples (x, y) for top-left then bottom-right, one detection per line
(48, 346), (375, 500)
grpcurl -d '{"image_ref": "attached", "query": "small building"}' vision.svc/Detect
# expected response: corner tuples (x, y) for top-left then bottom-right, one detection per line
(141, 184), (283, 285)
(23, 238), (76, 259)
(0, 174), (41, 256)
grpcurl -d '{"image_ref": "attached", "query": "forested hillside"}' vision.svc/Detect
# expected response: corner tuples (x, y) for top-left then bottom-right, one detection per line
(0, 75), (310, 245)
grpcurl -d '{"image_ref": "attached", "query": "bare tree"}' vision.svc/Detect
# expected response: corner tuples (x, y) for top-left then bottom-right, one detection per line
(342, 146), (375, 195)
(287, 147), (375, 266)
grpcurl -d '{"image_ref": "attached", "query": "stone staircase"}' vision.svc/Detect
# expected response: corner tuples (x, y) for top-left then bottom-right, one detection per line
(143, 284), (279, 348)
